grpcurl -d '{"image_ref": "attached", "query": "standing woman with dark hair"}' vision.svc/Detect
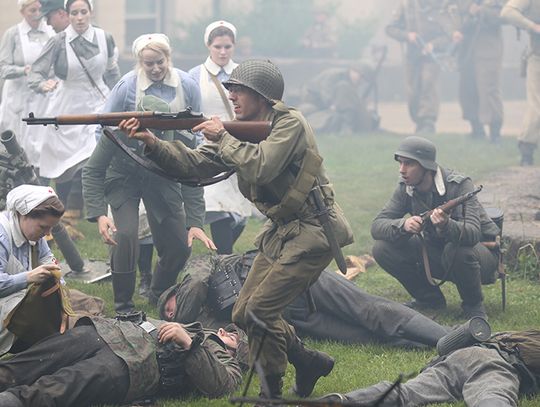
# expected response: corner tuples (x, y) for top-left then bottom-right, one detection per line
(28, 0), (120, 206)
(0, 0), (54, 168)
(0, 185), (64, 355)
(189, 21), (252, 254)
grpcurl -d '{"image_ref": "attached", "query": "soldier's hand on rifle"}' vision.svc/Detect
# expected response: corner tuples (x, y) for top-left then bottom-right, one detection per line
(187, 227), (218, 251)
(422, 42), (434, 56)
(97, 215), (117, 246)
(403, 216), (424, 234)
(430, 208), (449, 229)
(40, 79), (58, 93)
(27, 264), (60, 284)
(452, 31), (464, 44)
(192, 116), (225, 142)
(119, 118), (158, 147)
(407, 32), (418, 44)
(158, 322), (193, 349)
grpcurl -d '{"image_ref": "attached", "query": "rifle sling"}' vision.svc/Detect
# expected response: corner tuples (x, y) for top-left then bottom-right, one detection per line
(418, 232), (438, 286)
(102, 127), (235, 187)
(69, 42), (107, 101)
(206, 67), (234, 121)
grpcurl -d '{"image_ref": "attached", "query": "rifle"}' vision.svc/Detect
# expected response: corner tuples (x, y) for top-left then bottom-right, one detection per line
(0, 130), (85, 273)
(23, 109), (272, 143)
(419, 185), (483, 225)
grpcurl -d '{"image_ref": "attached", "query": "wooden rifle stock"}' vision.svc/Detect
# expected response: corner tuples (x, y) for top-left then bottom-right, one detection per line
(419, 185), (483, 223)
(23, 110), (272, 144)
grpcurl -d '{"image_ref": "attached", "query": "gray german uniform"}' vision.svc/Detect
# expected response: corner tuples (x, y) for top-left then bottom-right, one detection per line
(452, 0), (505, 127)
(386, 0), (454, 128)
(86, 316), (242, 401)
(371, 168), (500, 305)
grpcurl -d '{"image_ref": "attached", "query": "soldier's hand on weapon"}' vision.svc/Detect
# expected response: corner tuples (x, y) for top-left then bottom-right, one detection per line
(27, 264), (61, 284)
(187, 227), (218, 250)
(469, 3), (481, 16)
(430, 208), (449, 229)
(407, 32), (418, 44)
(97, 215), (117, 246)
(422, 42), (434, 56)
(452, 31), (464, 44)
(119, 118), (158, 147)
(403, 216), (424, 234)
(192, 116), (225, 142)
(40, 79), (58, 93)
(158, 322), (193, 349)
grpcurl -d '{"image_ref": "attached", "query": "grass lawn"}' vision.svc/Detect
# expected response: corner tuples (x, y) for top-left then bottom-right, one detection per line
(62, 131), (540, 406)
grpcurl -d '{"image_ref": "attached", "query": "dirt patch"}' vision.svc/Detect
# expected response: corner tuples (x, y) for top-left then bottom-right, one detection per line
(478, 166), (540, 264)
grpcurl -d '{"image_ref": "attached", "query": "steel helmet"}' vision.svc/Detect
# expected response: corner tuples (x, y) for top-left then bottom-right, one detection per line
(223, 59), (284, 103)
(394, 136), (438, 171)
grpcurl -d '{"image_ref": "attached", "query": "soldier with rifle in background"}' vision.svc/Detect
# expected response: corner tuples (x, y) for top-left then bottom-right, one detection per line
(501, 0), (540, 165)
(386, 0), (455, 134)
(371, 136), (500, 320)
(451, 0), (505, 143)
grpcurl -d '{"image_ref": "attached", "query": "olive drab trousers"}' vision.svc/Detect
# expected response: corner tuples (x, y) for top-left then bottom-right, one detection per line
(232, 252), (332, 376)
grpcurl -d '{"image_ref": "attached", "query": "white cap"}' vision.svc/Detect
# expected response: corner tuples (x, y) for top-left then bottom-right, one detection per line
(6, 185), (58, 215)
(204, 20), (237, 45)
(132, 33), (171, 57)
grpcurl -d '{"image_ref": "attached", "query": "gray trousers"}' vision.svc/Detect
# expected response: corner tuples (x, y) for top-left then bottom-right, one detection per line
(373, 236), (498, 306)
(111, 197), (191, 303)
(345, 347), (520, 406)
(406, 58), (440, 126)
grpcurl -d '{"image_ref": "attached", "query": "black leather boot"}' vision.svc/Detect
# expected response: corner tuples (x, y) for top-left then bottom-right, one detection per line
(288, 337), (335, 397)
(397, 314), (450, 347)
(112, 270), (136, 313)
(518, 141), (535, 166)
(255, 374), (283, 406)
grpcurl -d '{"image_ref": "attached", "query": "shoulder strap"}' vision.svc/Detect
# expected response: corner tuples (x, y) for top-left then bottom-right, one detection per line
(69, 41), (107, 101)
(205, 66), (234, 120)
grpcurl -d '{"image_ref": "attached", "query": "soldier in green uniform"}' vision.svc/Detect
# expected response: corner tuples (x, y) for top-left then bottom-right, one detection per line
(119, 59), (354, 401)
(452, 0), (505, 142)
(0, 316), (246, 406)
(386, 0), (454, 134)
(501, 0), (540, 165)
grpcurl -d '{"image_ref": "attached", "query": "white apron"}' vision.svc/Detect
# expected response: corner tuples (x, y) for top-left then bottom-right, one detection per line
(198, 62), (253, 218)
(0, 21), (52, 165)
(39, 26), (109, 179)
(0, 214), (31, 356)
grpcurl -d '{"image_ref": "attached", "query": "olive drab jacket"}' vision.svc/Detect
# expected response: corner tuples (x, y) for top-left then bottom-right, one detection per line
(146, 101), (353, 263)
(82, 317), (242, 402)
(386, 0), (455, 60)
(371, 168), (500, 246)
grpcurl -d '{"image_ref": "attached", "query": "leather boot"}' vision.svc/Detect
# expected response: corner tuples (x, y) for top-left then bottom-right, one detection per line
(469, 120), (486, 139)
(518, 141), (535, 166)
(397, 314), (450, 347)
(489, 122), (502, 144)
(112, 270), (136, 313)
(288, 337), (335, 397)
(255, 374), (283, 406)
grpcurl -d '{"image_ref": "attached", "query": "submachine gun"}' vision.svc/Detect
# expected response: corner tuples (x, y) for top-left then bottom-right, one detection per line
(0, 130), (85, 272)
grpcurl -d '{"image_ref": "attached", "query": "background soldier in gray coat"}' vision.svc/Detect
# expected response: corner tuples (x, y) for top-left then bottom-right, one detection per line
(501, 0), (540, 165)
(386, 0), (454, 134)
(453, 0), (505, 142)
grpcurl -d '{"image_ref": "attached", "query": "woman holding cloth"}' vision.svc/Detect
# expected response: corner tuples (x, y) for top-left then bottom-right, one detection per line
(0, 0), (54, 167)
(189, 20), (252, 254)
(0, 184), (64, 355)
(28, 0), (120, 205)
(83, 33), (214, 313)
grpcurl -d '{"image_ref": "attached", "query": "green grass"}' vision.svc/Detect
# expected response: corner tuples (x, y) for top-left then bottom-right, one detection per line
(60, 132), (539, 406)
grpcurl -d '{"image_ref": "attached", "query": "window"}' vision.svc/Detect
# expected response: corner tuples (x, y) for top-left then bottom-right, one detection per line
(124, 0), (166, 51)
